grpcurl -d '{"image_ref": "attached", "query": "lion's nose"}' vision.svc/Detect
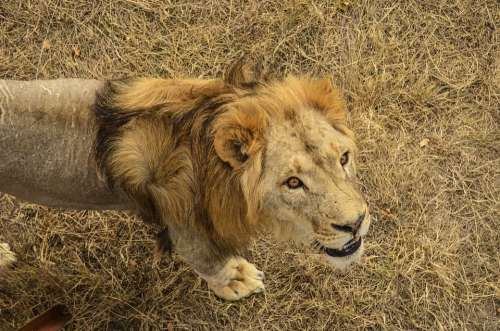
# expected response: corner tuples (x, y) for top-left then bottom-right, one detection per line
(330, 212), (365, 235)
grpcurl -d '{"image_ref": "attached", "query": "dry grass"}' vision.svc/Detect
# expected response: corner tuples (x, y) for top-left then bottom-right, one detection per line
(1, 0), (499, 330)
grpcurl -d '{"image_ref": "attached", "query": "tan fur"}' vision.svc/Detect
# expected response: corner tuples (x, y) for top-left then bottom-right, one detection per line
(112, 78), (225, 110)
(94, 62), (369, 267)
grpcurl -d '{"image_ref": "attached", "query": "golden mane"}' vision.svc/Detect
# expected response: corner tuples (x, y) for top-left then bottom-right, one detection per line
(93, 67), (348, 258)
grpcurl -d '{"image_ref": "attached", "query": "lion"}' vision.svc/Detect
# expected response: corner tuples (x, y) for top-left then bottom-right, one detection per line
(0, 60), (370, 301)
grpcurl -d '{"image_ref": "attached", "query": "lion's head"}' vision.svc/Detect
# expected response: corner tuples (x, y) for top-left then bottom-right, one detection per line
(213, 64), (370, 270)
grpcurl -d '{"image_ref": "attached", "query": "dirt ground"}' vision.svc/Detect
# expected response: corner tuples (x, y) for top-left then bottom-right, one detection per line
(0, 0), (499, 330)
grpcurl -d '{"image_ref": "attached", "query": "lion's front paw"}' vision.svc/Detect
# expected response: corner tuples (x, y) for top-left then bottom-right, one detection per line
(201, 257), (265, 301)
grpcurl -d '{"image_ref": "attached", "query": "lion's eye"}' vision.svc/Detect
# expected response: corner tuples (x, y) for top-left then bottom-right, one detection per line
(285, 177), (303, 189)
(340, 152), (349, 166)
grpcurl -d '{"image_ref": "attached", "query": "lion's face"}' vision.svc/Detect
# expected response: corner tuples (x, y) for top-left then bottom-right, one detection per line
(230, 103), (370, 268)
(256, 108), (370, 269)
(213, 75), (370, 270)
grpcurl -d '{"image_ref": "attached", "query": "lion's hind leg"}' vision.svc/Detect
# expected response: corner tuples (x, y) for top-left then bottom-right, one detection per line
(0, 242), (16, 269)
(198, 257), (265, 301)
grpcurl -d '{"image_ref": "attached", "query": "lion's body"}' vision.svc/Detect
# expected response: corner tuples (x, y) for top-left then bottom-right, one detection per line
(0, 62), (370, 300)
(0, 79), (129, 210)
(94, 78), (253, 257)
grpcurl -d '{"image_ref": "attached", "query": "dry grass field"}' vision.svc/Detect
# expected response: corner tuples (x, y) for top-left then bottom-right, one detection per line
(0, 0), (499, 330)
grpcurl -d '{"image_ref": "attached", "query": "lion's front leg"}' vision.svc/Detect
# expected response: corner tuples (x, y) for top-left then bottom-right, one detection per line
(197, 257), (265, 301)
(168, 224), (265, 301)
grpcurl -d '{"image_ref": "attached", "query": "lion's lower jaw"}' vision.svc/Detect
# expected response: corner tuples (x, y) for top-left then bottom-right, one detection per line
(324, 240), (365, 271)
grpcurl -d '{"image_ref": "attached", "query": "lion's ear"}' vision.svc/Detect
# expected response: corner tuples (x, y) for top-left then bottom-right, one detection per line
(224, 56), (268, 88)
(213, 108), (267, 169)
(303, 76), (348, 127)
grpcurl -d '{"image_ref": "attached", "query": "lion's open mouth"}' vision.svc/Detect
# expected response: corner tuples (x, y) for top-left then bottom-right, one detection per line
(314, 237), (362, 257)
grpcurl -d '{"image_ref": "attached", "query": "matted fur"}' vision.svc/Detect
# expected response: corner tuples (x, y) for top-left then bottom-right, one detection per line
(93, 65), (348, 258)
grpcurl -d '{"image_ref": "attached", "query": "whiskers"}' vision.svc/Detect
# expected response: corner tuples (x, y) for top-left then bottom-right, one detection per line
(311, 240), (325, 253)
